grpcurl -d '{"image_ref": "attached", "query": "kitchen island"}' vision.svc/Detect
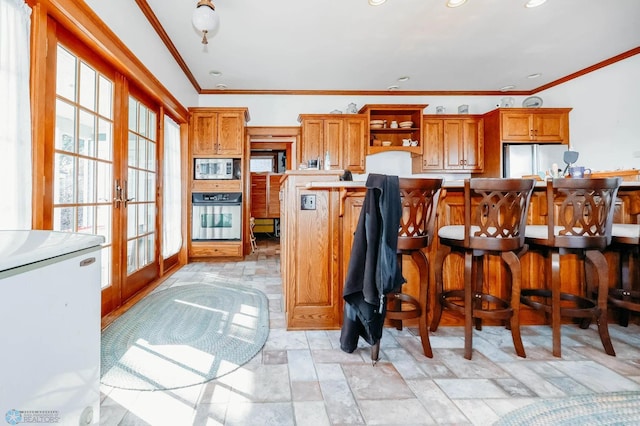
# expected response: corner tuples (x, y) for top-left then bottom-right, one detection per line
(280, 171), (640, 330)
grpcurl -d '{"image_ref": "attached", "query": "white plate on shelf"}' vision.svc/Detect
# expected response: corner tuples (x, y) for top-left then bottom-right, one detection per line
(522, 96), (543, 108)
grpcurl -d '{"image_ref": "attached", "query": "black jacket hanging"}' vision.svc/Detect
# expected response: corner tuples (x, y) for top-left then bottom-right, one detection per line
(340, 174), (405, 353)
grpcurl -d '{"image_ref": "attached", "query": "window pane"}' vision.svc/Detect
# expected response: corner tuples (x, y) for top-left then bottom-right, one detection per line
(147, 141), (156, 171)
(53, 206), (75, 232)
(56, 46), (76, 101)
(98, 75), (112, 119)
(79, 62), (96, 111)
(78, 110), (96, 157)
(146, 173), (155, 203)
(127, 168), (137, 202)
(137, 237), (145, 268)
(96, 205), (112, 244)
(127, 239), (137, 274)
(147, 203), (155, 235)
(127, 203), (136, 239)
(138, 137), (146, 170)
(54, 153), (75, 204)
(96, 161), (112, 204)
(97, 119), (112, 161)
(138, 170), (146, 203)
(146, 235), (154, 265)
(138, 203), (147, 234)
(128, 133), (137, 167)
(100, 246), (111, 289)
(128, 96), (137, 131)
(78, 205), (95, 234)
(55, 100), (76, 152)
(77, 157), (96, 204)
(139, 104), (147, 136)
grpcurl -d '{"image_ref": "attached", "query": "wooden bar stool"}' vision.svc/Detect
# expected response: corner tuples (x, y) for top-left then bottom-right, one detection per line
(381, 178), (443, 360)
(521, 178), (622, 357)
(608, 223), (640, 326)
(430, 178), (535, 360)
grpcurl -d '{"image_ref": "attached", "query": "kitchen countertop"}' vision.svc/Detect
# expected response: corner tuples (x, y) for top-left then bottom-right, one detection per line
(0, 230), (104, 272)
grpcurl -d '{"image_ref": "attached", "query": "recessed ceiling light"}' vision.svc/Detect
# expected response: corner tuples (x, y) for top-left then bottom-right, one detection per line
(524, 0), (547, 8)
(446, 0), (468, 8)
(500, 84), (516, 92)
(215, 83), (227, 89)
(397, 76), (410, 82)
(368, 0), (386, 5)
(527, 73), (542, 79)
(209, 70), (222, 77)
(387, 85), (399, 91)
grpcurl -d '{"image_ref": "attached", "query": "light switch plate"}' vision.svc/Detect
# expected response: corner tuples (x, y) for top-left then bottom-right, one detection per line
(301, 194), (316, 210)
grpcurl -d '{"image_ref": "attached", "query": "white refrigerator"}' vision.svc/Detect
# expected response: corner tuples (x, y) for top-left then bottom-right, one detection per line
(503, 143), (569, 178)
(0, 230), (104, 426)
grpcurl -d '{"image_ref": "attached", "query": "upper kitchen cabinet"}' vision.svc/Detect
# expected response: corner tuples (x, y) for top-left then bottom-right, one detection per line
(498, 108), (571, 143)
(298, 114), (367, 173)
(190, 108), (250, 156)
(412, 115), (484, 173)
(359, 104), (427, 155)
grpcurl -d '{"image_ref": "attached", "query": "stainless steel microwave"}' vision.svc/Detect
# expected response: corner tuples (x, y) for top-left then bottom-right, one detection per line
(194, 158), (237, 180)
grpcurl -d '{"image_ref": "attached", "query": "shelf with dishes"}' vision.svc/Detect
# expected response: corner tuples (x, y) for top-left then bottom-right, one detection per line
(359, 104), (427, 155)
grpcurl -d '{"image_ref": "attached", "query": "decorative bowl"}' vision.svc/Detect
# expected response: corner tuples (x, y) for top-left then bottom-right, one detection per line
(381, 141), (392, 147)
(399, 121), (413, 128)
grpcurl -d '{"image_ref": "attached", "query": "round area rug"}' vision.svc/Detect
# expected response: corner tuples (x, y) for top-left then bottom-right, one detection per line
(101, 283), (269, 391)
(494, 391), (640, 425)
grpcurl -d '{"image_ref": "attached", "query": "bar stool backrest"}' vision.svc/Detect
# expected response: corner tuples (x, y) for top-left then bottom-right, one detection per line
(465, 178), (536, 251)
(546, 178), (622, 250)
(397, 178), (443, 251)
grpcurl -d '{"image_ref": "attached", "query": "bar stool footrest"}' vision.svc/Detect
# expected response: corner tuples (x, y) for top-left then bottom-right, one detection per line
(386, 292), (422, 321)
(521, 289), (599, 318)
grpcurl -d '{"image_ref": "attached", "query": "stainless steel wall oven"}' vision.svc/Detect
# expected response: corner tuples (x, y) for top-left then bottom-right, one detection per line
(191, 193), (242, 240)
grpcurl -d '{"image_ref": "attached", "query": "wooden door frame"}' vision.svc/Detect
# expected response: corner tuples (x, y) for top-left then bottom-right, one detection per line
(243, 126), (300, 254)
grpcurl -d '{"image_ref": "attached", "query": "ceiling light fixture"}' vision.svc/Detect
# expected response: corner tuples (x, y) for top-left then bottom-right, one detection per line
(387, 85), (399, 91)
(524, 0), (547, 8)
(192, 0), (220, 45)
(527, 73), (542, 79)
(500, 84), (516, 92)
(398, 76), (410, 82)
(215, 83), (228, 89)
(446, 0), (468, 8)
(209, 70), (222, 77)
(368, 0), (387, 5)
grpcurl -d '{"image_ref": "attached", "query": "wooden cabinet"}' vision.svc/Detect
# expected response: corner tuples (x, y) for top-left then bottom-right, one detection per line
(479, 107), (572, 178)
(190, 108), (249, 156)
(188, 107), (249, 259)
(298, 114), (366, 173)
(359, 104), (426, 155)
(412, 115), (484, 173)
(500, 109), (570, 143)
(250, 173), (282, 218)
(280, 171), (345, 329)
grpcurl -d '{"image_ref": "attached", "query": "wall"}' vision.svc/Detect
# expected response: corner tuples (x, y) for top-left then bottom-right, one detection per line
(199, 55), (640, 177)
(84, 0), (198, 108)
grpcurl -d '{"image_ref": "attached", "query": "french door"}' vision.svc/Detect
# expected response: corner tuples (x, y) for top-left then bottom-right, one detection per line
(51, 27), (159, 315)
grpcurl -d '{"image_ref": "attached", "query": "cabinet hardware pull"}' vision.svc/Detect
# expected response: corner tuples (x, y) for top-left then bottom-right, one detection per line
(80, 257), (96, 267)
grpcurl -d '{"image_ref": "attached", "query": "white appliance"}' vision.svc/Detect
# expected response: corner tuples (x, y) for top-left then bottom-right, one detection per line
(194, 158), (238, 180)
(192, 192), (242, 240)
(0, 230), (104, 426)
(503, 143), (569, 178)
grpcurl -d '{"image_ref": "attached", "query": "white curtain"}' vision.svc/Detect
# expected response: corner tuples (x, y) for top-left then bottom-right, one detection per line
(162, 116), (182, 257)
(0, 0), (32, 230)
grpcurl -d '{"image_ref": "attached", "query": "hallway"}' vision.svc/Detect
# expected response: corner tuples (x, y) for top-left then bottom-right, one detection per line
(99, 237), (640, 425)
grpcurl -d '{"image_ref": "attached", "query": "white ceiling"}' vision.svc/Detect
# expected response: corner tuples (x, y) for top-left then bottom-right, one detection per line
(144, 0), (640, 94)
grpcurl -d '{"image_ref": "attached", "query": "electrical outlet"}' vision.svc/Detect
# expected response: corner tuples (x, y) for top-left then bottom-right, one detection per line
(300, 194), (316, 210)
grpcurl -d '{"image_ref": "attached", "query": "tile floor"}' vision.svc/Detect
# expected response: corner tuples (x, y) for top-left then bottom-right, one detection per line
(100, 236), (640, 425)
